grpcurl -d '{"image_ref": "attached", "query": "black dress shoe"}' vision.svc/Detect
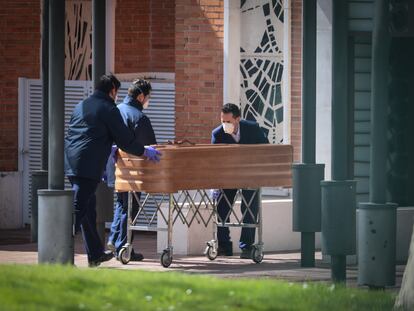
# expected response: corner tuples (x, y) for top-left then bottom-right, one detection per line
(217, 241), (233, 256)
(240, 247), (253, 259)
(115, 250), (144, 262)
(88, 250), (114, 267)
(130, 251), (144, 261)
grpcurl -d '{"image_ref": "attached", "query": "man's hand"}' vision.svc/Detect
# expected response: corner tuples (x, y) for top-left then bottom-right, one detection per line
(143, 146), (162, 162)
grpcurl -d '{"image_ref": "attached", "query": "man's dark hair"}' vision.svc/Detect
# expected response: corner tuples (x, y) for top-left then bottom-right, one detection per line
(221, 103), (241, 118)
(95, 74), (121, 94)
(128, 79), (152, 98)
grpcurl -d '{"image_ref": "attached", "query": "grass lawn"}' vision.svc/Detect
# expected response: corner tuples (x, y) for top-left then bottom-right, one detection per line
(0, 264), (395, 311)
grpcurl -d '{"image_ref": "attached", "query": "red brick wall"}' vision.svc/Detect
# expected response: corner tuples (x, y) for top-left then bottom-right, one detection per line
(0, 0), (41, 171)
(290, 0), (302, 162)
(150, 0), (175, 72)
(175, 0), (224, 143)
(115, 0), (175, 73)
(0, 0), (301, 170)
(115, 0), (151, 73)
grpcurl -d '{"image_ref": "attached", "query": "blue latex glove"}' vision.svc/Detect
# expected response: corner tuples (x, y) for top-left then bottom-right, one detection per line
(143, 146), (162, 162)
(210, 189), (221, 201)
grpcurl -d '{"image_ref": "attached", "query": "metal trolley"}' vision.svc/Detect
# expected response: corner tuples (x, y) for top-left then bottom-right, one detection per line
(115, 144), (293, 268)
(118, 188), (264, 268)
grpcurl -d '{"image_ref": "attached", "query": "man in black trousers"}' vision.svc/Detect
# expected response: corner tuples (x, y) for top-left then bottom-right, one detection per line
(65, 74), (161, 267)
(211, 103), (269, 259)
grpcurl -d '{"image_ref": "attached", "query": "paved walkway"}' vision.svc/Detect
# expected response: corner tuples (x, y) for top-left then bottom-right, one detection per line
(0, 228), (405, 291)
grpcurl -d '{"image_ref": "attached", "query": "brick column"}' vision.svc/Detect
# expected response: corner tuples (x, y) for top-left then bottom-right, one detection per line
(175, 0), (224, 143)
(290, 0), (302, 162)
(115, 0), (175, 74)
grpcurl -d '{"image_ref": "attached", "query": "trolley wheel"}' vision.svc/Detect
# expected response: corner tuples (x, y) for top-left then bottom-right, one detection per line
(118, 247), (131, 265)
(252, 246), (264, 264)
(160, 250), (172, 268)
(205, 245), (218, 261)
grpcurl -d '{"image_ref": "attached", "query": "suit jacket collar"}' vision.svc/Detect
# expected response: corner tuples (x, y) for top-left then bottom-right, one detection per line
(238, 120), (248, 142)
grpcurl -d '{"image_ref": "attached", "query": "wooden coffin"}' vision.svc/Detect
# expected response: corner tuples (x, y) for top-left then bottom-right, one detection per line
(115, 144), (293, 193)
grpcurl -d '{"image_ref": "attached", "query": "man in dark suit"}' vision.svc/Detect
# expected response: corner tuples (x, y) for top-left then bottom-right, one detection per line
(211, 103), (269, 259)
(107, 79), (157, 262)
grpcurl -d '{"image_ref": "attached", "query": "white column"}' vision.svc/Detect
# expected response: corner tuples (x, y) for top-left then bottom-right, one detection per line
(316, 0), (332, 180)
(223, 0), (241, 105)
(283, 0), (291, 144)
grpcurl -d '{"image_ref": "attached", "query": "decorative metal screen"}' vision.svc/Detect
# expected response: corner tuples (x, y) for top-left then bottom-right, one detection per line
(65, 0), (93, 80)
(240, 0), (284, 144)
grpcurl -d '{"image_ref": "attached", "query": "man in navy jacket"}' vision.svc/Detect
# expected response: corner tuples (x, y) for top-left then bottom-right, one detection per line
(211, 103), (269, 259)
(107, 79), (157, 261)
(64, 74), (161, 267)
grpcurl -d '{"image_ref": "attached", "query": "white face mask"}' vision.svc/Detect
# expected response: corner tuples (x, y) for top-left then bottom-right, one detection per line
(223, 122), (235, 134)
(143, 100), (149, 109)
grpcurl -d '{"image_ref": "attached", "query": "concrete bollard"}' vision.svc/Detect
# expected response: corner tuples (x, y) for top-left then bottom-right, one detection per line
(38, 189), (74, 264)
(358, 202), (397, 287)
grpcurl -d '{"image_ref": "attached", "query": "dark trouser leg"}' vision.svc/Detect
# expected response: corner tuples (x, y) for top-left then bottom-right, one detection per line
(239, 189), (259, 249)
(115, 191), (140, 254)
(69, 176), (103, 261)
(217, 189), (237, 246)
(81, 193), (106, 260)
